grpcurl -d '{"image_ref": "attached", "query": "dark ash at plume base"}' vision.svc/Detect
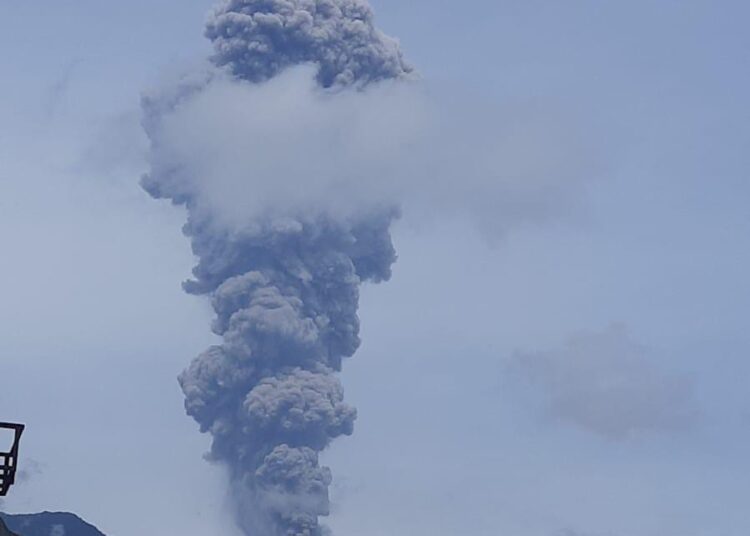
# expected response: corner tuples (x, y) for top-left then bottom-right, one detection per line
(142, 1), (409, 534)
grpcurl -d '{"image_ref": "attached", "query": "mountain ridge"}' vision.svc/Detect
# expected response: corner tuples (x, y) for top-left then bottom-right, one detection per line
(0, 512), (105, 536)
(0, 518), (17, 536)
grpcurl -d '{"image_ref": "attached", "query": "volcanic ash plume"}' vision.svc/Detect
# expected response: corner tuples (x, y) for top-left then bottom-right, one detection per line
(206, 0), (413, 87)
(141, 1), (410, 534)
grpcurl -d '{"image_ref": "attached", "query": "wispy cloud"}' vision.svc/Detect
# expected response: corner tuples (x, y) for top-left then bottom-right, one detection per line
(510, 325), (698, 439)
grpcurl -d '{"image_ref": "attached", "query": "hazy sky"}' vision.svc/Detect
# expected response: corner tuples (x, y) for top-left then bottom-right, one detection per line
(2, 1), (750, 535)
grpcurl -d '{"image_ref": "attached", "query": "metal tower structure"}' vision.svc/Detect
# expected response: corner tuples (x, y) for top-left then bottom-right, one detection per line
(0, 423), (24, 497)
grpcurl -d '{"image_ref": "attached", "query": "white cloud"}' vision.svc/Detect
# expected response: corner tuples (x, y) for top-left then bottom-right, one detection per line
(145, 65), (592, 237)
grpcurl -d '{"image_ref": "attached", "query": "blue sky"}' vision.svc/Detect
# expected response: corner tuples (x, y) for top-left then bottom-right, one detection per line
(1, 1), (750, 535)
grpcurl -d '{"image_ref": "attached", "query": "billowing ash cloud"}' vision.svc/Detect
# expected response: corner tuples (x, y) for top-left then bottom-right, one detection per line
(143, 178), (398, 535)
(142, 1), (407, 534)
(206, 0), (414, 87)
(142, 0), (592, 533)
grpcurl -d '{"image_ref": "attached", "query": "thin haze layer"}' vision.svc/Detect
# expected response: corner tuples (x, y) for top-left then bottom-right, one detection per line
(142, 1), (408, 534)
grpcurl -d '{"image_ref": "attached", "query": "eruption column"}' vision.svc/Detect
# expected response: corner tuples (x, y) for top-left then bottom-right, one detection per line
(142, 1), (412, 534)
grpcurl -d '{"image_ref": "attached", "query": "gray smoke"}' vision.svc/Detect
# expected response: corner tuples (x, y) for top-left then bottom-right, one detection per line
(142, 1), (407, 534)
(206, 0), (413, 87)
(510, 325), (697, 440)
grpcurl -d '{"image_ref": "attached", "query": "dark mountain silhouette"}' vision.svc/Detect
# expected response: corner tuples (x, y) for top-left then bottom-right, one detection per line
(0, 518), (17, 536)
(0, 512), (105, 536)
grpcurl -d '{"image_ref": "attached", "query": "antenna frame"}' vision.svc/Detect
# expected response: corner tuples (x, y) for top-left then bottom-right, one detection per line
(0, 422), (25, 497)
